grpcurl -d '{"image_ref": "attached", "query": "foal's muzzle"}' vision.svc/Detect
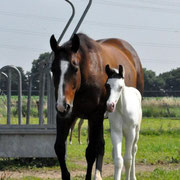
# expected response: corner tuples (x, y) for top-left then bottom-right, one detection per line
(106, 102), (115, 112)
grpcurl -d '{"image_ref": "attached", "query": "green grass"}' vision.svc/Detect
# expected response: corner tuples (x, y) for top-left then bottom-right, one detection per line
(3, 168), (180, 180)
(0, 118), (180, 179)
(66, 118), (180, 165)
(104, 168), (180, 180)
(0, 118), (179, 169)
(142, 97), (180, 118)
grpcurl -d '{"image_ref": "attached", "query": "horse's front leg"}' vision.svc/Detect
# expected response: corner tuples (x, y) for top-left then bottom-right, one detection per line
(54, 115), (74, 180)
(124, 126), (136, 180)
(85, 113), (105, 180)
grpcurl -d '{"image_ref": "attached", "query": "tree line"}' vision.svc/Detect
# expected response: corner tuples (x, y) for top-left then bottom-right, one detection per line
(0, 52), (180, 97)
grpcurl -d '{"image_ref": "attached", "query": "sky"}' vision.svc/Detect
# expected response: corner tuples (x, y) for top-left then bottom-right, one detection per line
(0, 0), (180, 75)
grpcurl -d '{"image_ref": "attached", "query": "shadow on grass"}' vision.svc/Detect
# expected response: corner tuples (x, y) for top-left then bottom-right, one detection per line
(0, 158), (59, 170)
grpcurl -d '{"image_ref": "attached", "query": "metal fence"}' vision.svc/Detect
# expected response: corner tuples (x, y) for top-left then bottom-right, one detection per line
(0, 65), (56, 157)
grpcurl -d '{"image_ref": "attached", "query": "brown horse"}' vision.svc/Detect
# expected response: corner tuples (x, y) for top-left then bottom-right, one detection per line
(50, 33), (144, 180)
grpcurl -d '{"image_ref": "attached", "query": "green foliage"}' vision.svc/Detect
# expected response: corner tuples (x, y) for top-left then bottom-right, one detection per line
(30, 52), (50, 93)
(143, 67), (180, 97)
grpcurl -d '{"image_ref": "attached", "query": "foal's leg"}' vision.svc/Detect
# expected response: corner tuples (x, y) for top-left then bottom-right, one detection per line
(109, 113), (123, 180)
(78, 118), (84, 144)
(124, 127), (136, 180)
(54, 115), (75, 180)
(85, 113), (105, 180)
(130, 126), (140, 180)
(111, 129), (123, 180)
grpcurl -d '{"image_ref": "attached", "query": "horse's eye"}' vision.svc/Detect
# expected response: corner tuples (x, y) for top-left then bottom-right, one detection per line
(72, 81), (76, 90)
(71, 65), (78, 73)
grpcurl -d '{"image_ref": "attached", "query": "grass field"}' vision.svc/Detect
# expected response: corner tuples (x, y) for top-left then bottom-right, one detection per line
(0, 96), (180, 179)
(0, 118), (180, 179)
(0, 97), (180, 121)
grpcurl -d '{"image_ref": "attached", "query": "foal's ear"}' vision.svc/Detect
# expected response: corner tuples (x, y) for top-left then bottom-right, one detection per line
(71, 34), (80, 53)
(119, 65), (124, 78)
(105, 64), (113, 77)
(50, 35), (58, 53)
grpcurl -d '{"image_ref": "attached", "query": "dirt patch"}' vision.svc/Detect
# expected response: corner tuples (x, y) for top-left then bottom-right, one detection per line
(0, 163), (179, 179)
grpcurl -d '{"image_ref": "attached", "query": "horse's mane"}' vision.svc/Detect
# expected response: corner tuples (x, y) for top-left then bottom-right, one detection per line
(76, 33), (99, 65)
(77, 33), (95, 51)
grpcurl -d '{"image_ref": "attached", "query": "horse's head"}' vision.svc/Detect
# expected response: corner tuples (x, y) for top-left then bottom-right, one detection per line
(105, 64), (125, 112)
(50, 34), (81, 117)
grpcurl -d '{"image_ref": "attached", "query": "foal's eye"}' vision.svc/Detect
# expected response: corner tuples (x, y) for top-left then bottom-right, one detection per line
(118, 86), (122, 91)
(105, 84), (110, 90)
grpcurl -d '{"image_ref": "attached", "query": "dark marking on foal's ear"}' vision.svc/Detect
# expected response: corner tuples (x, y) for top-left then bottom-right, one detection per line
(71, 34), (80, 53)
(105, 64), (114, 77)
(50, 34), (58, 53)
(119, 65), (124, 78)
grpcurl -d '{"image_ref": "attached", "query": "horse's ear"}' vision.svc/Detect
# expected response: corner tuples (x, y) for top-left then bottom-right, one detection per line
(71, 34), (80, 53)
(119, 65), (124, 78)
(105, 64), (112, 77)
(50, 35), (58, 52)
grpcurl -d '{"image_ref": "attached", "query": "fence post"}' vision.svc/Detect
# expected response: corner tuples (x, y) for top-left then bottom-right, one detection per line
(17, 68), (22, 125)
(39, 71), (46, 125)
(26, 76), (32, 125)
(47, 72), (52, 125)
(7, 69), (11, 125)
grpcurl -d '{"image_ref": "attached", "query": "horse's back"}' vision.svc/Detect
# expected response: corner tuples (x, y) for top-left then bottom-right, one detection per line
(97, 38), (144, 95)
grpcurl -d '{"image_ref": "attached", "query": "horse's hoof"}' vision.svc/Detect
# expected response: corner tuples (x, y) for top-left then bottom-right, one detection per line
(94, 170), (102, 180)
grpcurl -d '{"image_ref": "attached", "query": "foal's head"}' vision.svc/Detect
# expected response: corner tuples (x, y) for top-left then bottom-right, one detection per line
(105, 64), (125, 112)
(50, 34), (81, 117)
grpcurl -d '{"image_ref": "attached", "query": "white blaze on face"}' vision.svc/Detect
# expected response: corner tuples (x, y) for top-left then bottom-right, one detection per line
(106, 78), (124, 112)
(56, 60), (69, 112)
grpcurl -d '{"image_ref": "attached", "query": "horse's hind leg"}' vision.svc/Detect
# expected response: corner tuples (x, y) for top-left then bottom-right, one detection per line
(54, 116), (75, 180)
(78, 118), (84, 144)
(130, 126), (140, 180)
(69, 119), (77, 144)
(124, 127), (136, 180)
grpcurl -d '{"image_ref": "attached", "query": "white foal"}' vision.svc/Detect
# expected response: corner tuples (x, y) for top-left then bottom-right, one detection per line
(105, 64), (142, 180)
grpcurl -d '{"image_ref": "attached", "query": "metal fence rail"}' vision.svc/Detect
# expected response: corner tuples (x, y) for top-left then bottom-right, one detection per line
(0, 65), (56, 157)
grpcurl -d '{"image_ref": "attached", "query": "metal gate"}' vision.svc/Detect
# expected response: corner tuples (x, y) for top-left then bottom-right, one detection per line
(0, 65), (56, 157)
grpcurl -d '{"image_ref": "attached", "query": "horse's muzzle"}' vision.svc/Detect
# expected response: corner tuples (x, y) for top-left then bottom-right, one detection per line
(56, 103), (71, 117)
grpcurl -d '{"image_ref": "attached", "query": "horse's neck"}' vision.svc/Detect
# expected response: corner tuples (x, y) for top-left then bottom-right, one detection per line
(117, 85), (128, 112)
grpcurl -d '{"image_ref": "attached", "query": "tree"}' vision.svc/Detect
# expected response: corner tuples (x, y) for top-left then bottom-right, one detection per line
(29, 52), (50, 94)
(158, 67), (180, 94)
